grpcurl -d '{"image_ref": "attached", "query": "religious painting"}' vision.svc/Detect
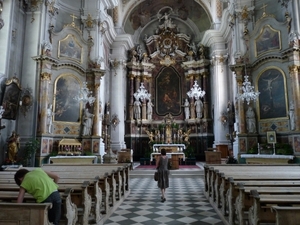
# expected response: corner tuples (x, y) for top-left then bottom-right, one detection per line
(155, 67), (181, 116)
(1, 77), (22, 120)
(93, 140), (99, 154)
(58, 34), (83, 63)
(267, 131), (277, 144)
(258, 68), (287, 120)
(239, 137), (246, 153)
(54, 74), (81, 123)
(41, 138), (49, 154)
(255, 25), (281, 57)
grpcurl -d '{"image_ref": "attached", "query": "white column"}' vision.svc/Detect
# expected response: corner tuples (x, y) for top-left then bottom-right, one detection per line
(211, 53), (229, 147)
(109, 34), (134, 151)
(0, 1), (13, 75)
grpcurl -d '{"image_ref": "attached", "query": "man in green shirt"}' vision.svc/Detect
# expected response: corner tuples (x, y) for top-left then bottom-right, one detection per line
(14, 168), (61, 225)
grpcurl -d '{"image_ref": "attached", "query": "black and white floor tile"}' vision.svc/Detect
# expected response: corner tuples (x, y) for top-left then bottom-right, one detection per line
(104, 166), (224, 225)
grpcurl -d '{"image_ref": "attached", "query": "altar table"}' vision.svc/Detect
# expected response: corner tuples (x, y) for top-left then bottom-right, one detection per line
(240, 154), (294, 164)
(49, 155), (98, 164)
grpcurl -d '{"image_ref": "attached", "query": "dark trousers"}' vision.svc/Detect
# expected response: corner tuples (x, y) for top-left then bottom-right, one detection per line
(42, 191), (61, 225)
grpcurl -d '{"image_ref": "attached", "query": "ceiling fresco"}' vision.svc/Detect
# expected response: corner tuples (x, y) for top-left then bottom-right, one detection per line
(124, 0), (212, 44)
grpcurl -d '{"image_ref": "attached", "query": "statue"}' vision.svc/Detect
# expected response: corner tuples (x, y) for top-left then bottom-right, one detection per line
(7, 131), (20, 163)
(246, 106), (256, 133)
(147, 100), (154, 120)
(183, 99), (190, 120)
(133, 99), (141, 120)
(145, 130), (155, 143)
(194, 98), (203, 119)
(182, 129), (191, 145)
(47, 104), (54, 134)
(82, 108), (94, 136)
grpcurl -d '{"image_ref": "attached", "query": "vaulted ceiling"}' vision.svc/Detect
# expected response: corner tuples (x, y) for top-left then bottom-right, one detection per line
(122, 0), (212, 45)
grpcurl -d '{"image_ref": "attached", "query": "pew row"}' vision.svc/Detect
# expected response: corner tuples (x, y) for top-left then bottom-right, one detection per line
(204, 164), (300, 225)
(271, 206), (300, 225)
(0, 202), (53, 225)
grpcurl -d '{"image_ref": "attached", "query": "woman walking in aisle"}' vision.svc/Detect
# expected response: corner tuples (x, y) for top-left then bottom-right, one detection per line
(156, 148), (169, 202)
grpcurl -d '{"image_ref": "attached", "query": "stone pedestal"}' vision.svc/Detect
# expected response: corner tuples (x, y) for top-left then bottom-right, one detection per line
(103, 148), (118, 163)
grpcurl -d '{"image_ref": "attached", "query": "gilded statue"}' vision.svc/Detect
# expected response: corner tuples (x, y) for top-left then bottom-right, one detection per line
(8, 131), (20, 163)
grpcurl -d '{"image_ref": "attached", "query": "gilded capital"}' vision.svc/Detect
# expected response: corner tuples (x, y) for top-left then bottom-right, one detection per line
(288, 65), (300, 74)
(41, 72), (51, 81)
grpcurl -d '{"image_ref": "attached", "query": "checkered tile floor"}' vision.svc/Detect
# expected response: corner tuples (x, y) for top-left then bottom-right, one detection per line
(104, 167), (224, 225)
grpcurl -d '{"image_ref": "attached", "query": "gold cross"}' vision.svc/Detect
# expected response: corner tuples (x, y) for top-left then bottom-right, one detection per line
(260, 3), (267, 16)
(70, 14), (77, 22)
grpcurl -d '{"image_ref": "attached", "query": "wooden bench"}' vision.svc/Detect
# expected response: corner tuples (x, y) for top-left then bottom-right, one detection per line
(249, 190), (300, 225)
(271, 206), (300, 225)
(234, 182), (300, 225)
(204, 165), (300, 225)
(0, 202), (52, 225)
(0, 188), (78, 225)
(0, 170), (93, 225)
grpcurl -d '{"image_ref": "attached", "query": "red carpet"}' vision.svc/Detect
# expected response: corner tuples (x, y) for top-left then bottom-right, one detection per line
(135, 164), (201, 169)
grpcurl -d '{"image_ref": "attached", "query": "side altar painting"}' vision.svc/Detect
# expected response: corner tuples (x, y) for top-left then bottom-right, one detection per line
(255, 25), (281, 57)
(58, 34), (82, 63)
(54, 74), (81, 123)
(258, 68), (287, 119)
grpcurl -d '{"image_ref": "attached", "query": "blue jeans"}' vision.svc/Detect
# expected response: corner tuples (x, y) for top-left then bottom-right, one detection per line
(42, 191), (61, 225)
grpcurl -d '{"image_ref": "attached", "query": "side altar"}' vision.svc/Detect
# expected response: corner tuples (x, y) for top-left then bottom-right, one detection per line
(48, 138), (97, 164)
(240, 154), (294, 164)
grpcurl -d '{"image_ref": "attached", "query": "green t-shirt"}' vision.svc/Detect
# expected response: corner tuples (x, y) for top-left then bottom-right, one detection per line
(21, 168), (59, 203)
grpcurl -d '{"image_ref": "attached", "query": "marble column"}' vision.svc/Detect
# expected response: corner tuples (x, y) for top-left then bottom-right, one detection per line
(211, 54), (229, 145)
(40, 72), (51, 134)
(289, 65), (300, 131)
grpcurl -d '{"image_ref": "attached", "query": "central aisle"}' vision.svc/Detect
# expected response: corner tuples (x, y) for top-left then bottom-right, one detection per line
(104, 164), (225, 225)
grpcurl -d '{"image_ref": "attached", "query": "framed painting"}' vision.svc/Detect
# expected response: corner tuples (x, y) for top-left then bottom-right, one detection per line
(255, 25), (281, 57)
(58, 34), (83, 63)
(1, 77), (22, 120)
(155, 67), (181, 116)
(54, 74), (81, 123)
(267, 131), (277, 144)
(258, 68), (287, 120)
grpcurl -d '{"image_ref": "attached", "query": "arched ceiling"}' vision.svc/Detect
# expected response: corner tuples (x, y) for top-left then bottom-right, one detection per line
(123, 0), (212, 45)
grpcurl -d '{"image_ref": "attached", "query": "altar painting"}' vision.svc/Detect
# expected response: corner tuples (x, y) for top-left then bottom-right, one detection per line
(255, 25), (281, 57)
(58, 34), (82, 63)
(54, 74), (81, 123)
(155, 67), (181, 116)
(258, 68), (287, 120)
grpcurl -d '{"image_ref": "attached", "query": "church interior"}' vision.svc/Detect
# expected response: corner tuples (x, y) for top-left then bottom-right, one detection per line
(1, 0), (299, 166)
(0, 0), (300, 224)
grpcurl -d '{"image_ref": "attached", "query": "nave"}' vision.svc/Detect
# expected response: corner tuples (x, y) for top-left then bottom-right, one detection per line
(104, 164), (224, 225)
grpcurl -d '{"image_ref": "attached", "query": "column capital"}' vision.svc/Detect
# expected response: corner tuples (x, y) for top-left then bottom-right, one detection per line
(40, 72), (51, 81)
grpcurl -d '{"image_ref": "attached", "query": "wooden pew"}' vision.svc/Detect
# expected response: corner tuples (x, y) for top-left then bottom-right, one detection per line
(42, 165), (118, 211)
(234, 182), (300, 225)
(0, 188), (78, 225)
(0, 202), (52, 225)
(204, 165), (300, 225)
(248, 190), (300, 225)
(271, 206), (300, 225)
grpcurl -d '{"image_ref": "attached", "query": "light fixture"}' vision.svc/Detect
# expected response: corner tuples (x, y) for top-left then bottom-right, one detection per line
(237, 68), (260, 105)
(74, 82), (95, 105)
(187, 81), (205, 99)
(133, 83), (151, 101)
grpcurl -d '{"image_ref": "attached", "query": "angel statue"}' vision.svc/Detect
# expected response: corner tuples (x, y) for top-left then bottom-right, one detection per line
(145, 130), (155, 143)
(182, 129), (191, 145)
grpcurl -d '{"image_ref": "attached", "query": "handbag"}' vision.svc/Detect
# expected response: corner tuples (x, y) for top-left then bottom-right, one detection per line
(154, 171), (158, 181)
